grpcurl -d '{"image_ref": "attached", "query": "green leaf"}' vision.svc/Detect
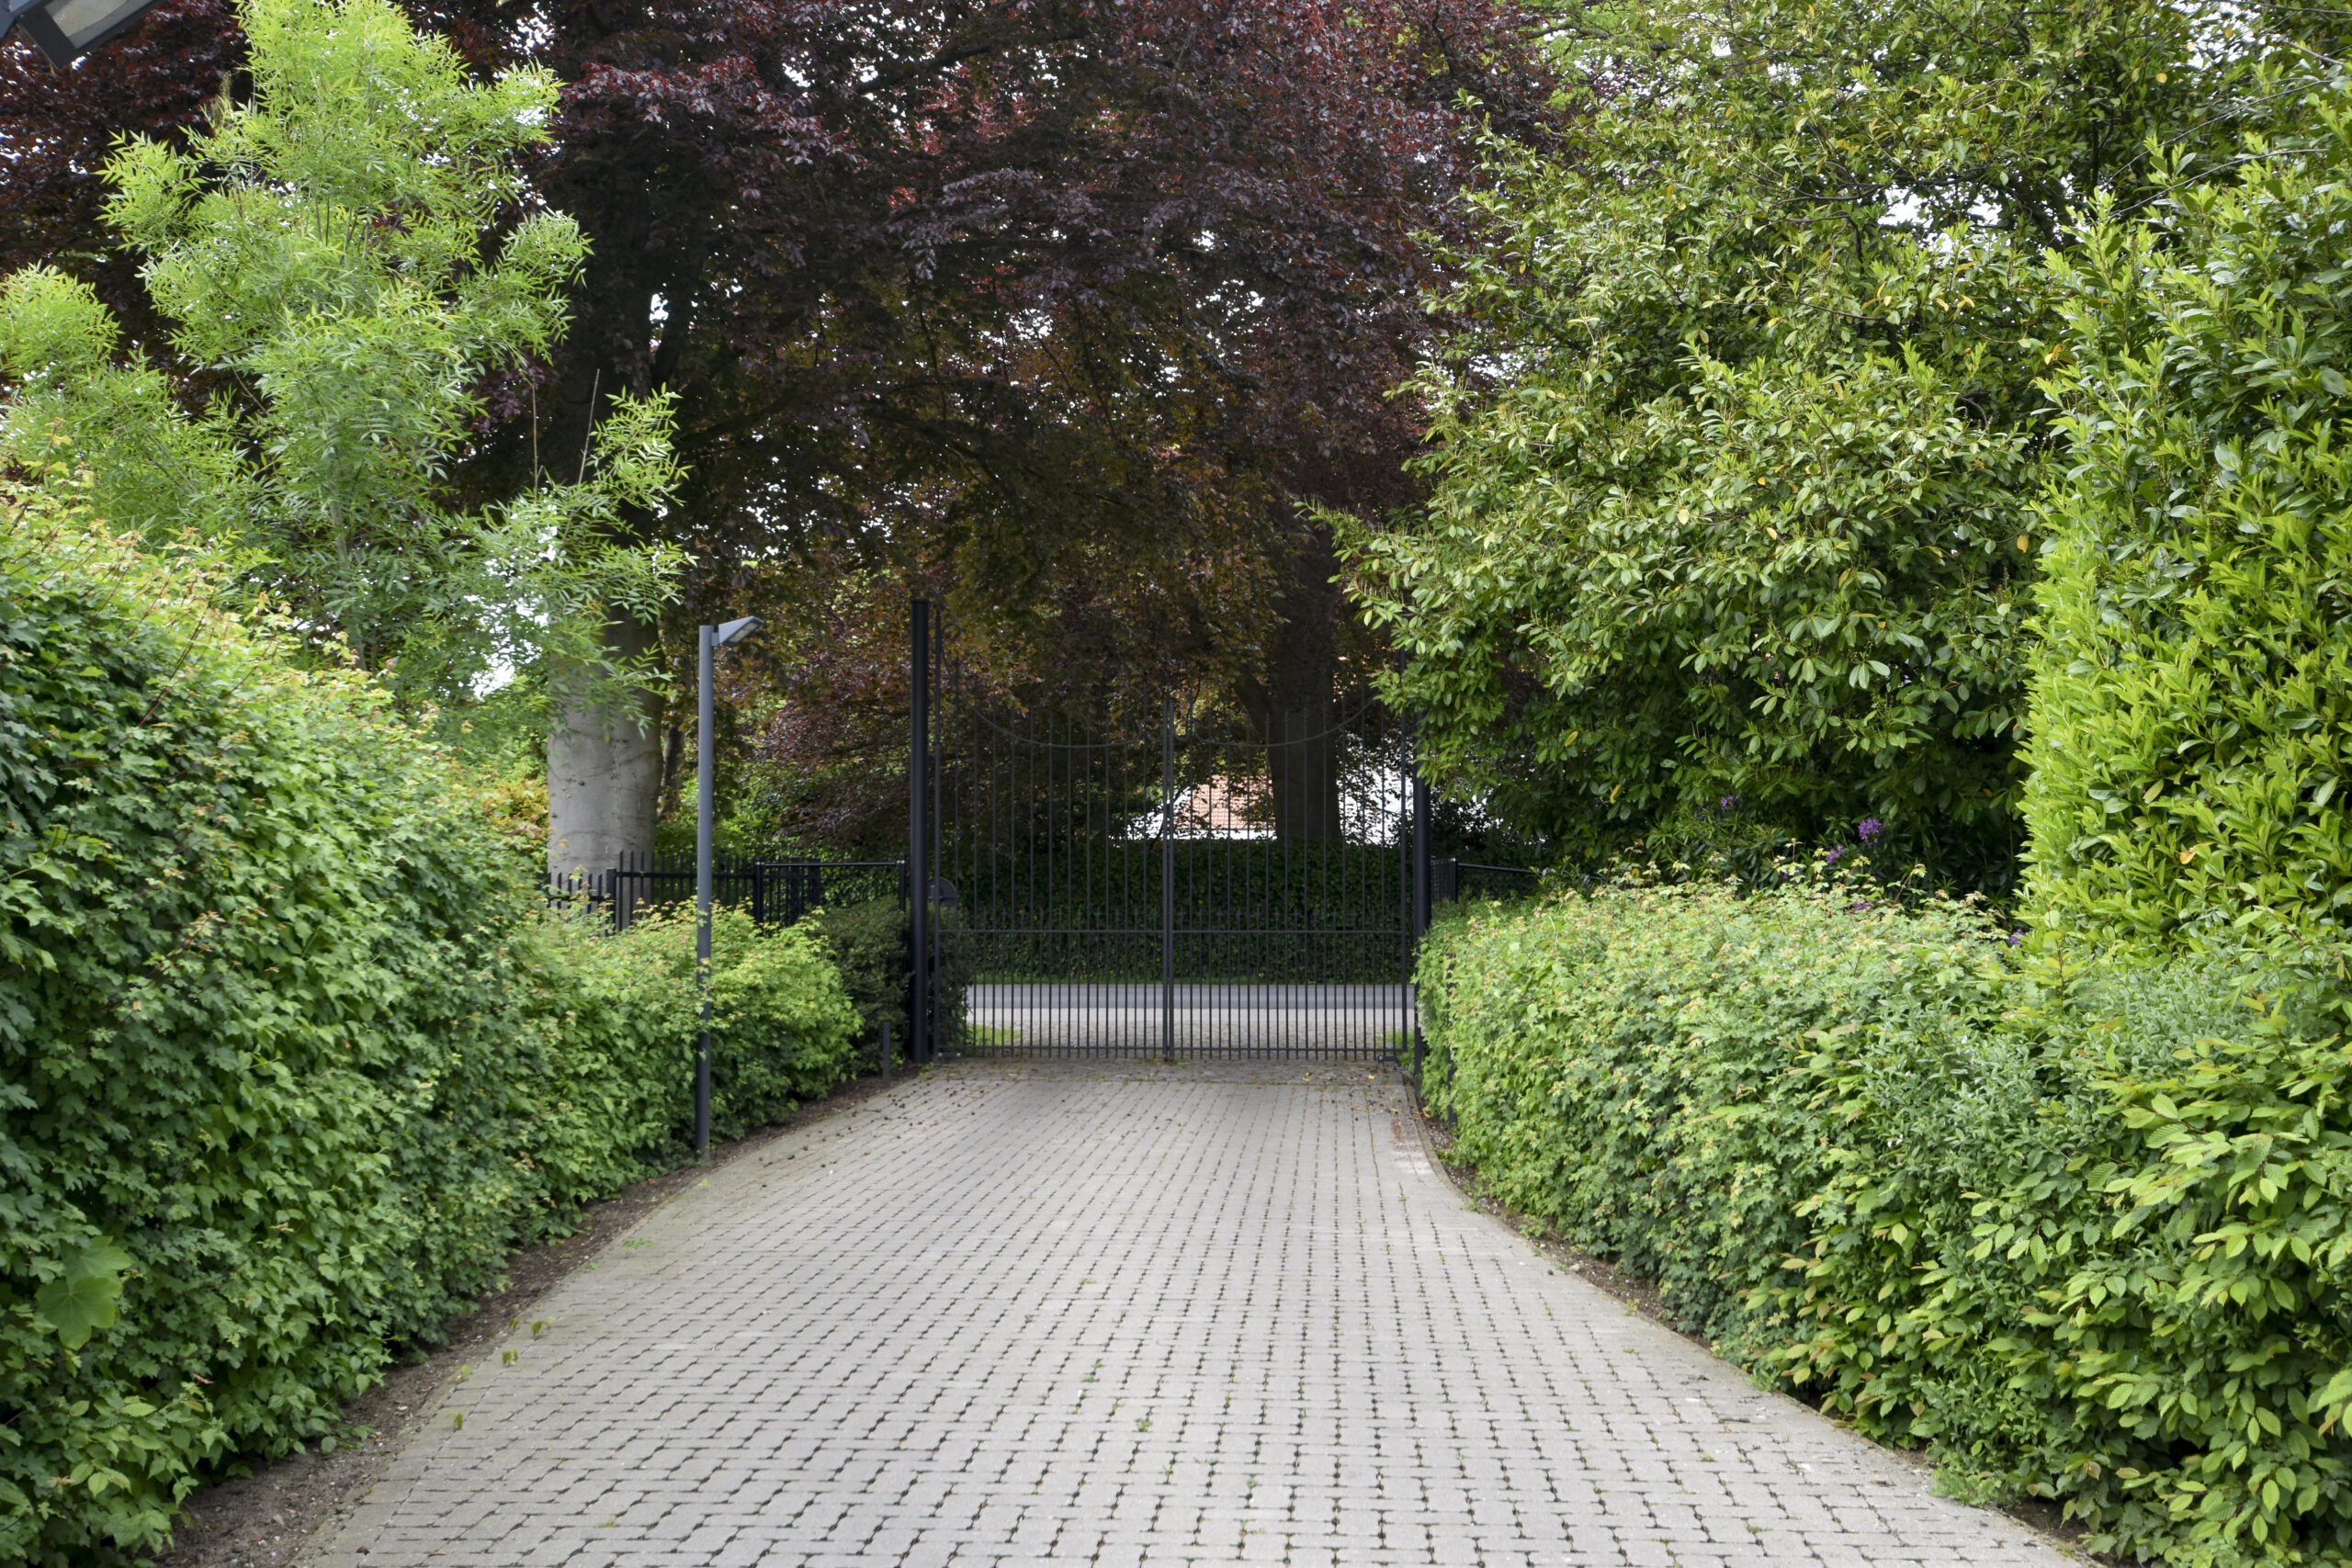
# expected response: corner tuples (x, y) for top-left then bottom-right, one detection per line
(33, 1241), (131, 1350)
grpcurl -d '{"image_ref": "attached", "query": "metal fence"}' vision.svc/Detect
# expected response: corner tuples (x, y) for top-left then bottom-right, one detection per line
(1429, 858), (1545, 906)
(538, 602), (1546, 1070)
(551, 853), (905, 931)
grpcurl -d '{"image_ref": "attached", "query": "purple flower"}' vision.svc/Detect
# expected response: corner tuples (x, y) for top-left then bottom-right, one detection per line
(1856, 817), (1883, 844)
(1718, 793), (1741, 812)
(1824, 846), (1844, 864)
(2006, 929), (2025, 947)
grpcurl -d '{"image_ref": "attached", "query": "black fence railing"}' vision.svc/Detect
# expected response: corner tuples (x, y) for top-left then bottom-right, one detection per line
(1429, 859), (1544, 905)
(550, 853), (906, 931)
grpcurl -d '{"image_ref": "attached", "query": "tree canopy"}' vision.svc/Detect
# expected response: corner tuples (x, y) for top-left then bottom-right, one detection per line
(0, 0), (680, 714)
(5, 0), (1555, 670)
(2, 0), (1557, 862)
(1341, 0), (2261, 886)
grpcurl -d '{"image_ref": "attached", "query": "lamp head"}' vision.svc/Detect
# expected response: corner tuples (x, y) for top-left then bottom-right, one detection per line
(6, 0), (167, 66)
(713, 615), (763, 648)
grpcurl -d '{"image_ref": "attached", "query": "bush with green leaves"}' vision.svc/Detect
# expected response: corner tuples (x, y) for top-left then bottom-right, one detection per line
(805, 897), (978, 1058)
(808, 897), (913, 1054)
(589, 908), (862, 1142)
(1417, 876), (2007, 1358)
(0, 478), (860, 1563)
(2024, 82), (2352, 942)
(0, 479), (538, 1558)
(1776, 942), (2352, 1563)
(1420, 882), (2352, 1563)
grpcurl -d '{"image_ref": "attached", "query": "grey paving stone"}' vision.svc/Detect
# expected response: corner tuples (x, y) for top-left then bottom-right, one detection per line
(312, 1059), (2068, 1567)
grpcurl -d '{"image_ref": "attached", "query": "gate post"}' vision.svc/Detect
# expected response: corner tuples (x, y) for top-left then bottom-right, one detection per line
(1409, 723), (1430, 1084)
(910, 599), (930, 1066)
(1161, 694), (1176, 1065)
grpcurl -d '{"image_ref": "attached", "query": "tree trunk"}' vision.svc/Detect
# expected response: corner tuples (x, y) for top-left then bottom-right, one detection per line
(536, 181), (672, 889)
(547, 612), (664, 886)
(1261, 699), (1343, 840)
(1242, 531), (1344, 841)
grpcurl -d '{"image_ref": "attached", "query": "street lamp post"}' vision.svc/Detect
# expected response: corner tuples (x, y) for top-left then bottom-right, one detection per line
(697, 615), (762, 1160)
(6, 0), (167, 66)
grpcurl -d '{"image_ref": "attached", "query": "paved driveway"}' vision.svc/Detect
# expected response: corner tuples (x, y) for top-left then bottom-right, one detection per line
(317, 1060), (2066, 1567)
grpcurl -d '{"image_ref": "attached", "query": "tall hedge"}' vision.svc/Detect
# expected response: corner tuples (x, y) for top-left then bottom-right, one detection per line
(0, 480), (859, 1562)
(2025, 92), (2352, 940)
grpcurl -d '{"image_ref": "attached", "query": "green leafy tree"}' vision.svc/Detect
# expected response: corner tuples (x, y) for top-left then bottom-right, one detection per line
(1343, 0), (2233, 886)
(0, 0), (679, 716)
(2025, 78), (2352, 942)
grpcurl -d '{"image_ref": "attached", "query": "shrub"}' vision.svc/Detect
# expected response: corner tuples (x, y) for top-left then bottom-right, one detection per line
(512, 914), (691, 1209)
(808, 896), (912, 1050)
(1417, 877), (2006, 1357)
(0, 484), (554, 1560)
(2026, 87), (2352, 942)
(1777, 942), (2352, 1563)
(805, 896), (976, 1057)
(594, 908), (861, 1141)
(0, 481), (860, 1562)
(1419, 881), (2352, 1563)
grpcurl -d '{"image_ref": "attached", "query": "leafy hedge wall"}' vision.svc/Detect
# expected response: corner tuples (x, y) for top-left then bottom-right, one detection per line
(1419, 881), (2352, 1565)
(585, 908), (862, 1143)
(805, 896), (976, 1056)
(0, 482), (860, 1563)
(2025, 92), (2352, 941)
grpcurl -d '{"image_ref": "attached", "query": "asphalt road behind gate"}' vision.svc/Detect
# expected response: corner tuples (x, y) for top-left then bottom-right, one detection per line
(316, 1059), (2066, 1567)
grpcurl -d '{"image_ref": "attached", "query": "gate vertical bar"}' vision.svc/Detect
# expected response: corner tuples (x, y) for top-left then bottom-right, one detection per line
(910, 599), (930, 1067)
(1161, 694), (1176, 1064)
(1413, 776), (1431, 935)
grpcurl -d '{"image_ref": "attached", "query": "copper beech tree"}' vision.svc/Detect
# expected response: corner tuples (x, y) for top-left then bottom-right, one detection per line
(2, 0), (1554, 867)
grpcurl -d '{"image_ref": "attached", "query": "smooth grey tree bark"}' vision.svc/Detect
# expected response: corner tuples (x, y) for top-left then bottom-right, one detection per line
(547, 613), (664, 885)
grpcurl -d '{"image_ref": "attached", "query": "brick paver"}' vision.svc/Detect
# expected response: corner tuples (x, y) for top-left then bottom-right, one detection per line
(315, 1059), (2066, 1566)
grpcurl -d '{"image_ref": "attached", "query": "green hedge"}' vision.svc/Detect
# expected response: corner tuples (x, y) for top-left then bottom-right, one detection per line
(588, 908), (861, 1142)
(2025, 86), (2352, 942)
(806, 896), (978, 1055)
(0, 484), (859, 1562)
(1419, 880), (2352, 1565)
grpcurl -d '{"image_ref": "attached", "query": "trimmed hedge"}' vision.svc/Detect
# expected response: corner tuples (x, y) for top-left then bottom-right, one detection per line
(0, 484), (859, 1562)
(805, 895), (978, 1055)
(1419, 879), (2352, 1565)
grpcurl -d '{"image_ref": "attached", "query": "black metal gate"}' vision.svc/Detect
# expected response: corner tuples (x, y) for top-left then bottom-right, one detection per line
(909, 604), (1426, 1060)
